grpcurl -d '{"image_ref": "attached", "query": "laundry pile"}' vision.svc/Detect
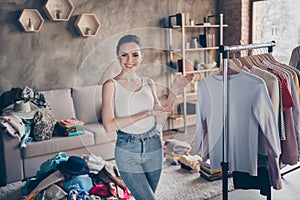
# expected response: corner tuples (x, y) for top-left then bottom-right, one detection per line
(21, 153), (130, 200)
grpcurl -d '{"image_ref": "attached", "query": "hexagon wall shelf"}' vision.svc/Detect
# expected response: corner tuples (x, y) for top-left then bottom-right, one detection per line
(75, 13), (101, 37)
(19, 9), (44, 32)
(43, 0), (74, 21)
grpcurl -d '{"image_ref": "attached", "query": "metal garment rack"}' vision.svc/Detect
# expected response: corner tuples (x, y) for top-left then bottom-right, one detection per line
(281, 164), (300, 177)
(219, 41), (276, 200)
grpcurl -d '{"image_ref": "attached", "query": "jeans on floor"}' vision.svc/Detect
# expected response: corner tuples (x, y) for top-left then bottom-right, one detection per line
(115, 125), (163, 200)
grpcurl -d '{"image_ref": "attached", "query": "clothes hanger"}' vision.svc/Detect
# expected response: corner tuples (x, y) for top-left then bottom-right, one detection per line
(218, 56), (242, 75)
(227, 59), (242, 74)
(247, 55), (260, 67)
(229, 52), (243, 71)
(231, 58), (243, 68)
(248, 49), (271, 69)
(238, 56), (253, 69)
(256, 47), (279, 66)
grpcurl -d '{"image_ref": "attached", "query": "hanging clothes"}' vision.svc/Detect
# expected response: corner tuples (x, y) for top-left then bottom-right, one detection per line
(237, 54), (300, 164)
(195, 71), (281, 180)
(263, 60), (300, 165)
(232, 155), (272, 196)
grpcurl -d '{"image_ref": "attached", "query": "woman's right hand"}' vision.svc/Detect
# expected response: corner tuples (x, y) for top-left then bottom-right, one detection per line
(146, 108), (169, 117)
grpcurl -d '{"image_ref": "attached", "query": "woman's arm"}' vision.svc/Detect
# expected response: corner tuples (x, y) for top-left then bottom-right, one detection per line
(147, 79), (170, 127)
(101, 80), (165, 133)
(147, 74), (193, 128)
(162, 74), (194, 111)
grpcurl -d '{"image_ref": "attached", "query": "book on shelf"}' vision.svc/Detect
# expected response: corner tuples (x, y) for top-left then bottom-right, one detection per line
(206, 33), (215, 47)
(199, 34), (206, 47)
(198, 33), (215, 48)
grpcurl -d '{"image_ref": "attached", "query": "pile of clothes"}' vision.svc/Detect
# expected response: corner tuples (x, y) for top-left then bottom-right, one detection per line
(21, 153), (130, 200)
(0, 86), (56, 148)
(163, 139), (201, 173)
(163, 139), (192, 165)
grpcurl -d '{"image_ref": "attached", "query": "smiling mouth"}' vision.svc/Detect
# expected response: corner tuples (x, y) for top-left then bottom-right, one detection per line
(125, 64), (134, 68)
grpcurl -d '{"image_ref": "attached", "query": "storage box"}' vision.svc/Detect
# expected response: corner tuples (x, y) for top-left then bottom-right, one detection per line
(177, 102), (196, 115)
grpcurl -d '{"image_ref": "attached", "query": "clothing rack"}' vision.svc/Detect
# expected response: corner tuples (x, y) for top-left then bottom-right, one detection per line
(281, 164), (300, 177)
(219, 41), (276, 200)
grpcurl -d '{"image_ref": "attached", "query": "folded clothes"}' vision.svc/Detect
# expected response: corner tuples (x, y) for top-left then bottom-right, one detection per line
(164, 139), (191, 156)
(178, 155), (201, 170)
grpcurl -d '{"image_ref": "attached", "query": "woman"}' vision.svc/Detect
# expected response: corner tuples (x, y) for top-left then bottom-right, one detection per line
(102, 34), (193, 200)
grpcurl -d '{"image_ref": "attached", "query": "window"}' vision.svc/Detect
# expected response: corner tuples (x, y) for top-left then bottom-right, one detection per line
(252, 0), (300, 63)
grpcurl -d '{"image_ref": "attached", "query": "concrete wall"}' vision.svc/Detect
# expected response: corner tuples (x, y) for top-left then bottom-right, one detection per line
(0, 0), (217, 94)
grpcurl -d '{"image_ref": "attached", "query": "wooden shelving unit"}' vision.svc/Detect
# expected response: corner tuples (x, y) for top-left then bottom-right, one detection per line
(19, 9), (44, 32)
(43, 0), (74, 22)
(74, 13), (101, 37)
(166, 13), (227, 132)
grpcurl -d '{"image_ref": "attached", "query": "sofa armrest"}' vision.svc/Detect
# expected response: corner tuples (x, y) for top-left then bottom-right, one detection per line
(0, 128), (23, 186)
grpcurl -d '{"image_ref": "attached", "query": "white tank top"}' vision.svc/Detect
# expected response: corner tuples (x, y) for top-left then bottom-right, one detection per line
(112, 77), (155, 134)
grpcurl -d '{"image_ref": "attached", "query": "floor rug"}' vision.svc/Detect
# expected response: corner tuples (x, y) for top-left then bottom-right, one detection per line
(156, 162), (234, 200)
(0, 162), (234, 200)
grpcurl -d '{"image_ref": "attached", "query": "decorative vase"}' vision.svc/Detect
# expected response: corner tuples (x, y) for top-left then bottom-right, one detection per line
(27, 18), (34, 31)
(56, 11), (62, 19)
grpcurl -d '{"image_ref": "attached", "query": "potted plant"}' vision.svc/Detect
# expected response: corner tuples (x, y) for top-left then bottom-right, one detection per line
(85, 26), (91, 35)
(194, 59), (201, 70)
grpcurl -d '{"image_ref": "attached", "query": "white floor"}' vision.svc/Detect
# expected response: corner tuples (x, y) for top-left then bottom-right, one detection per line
(209, 163), (300, 200)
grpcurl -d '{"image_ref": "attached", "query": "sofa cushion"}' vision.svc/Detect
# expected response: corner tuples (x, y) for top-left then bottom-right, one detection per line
(21, 130), (95, 159)
(72, 85), (102, 124)
(41, 89), (76, 120)
(84, 123), (116, 145)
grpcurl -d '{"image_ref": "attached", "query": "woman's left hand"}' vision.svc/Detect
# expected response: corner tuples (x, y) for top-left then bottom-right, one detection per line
(171, 74), (194, 95)
(153, 104), (170, 124)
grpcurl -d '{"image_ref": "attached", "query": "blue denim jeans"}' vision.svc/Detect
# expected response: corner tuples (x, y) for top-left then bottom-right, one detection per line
(115, 125), (163, 200)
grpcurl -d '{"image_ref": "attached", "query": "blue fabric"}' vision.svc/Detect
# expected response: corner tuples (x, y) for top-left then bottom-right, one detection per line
(21, 152), (68, 196)
(68, 189), (90, 200)
(20, 119), (34, 148)
(63, 176), (93, 193)
(115, 124), (163, 200)
(37, 152), (68, 177)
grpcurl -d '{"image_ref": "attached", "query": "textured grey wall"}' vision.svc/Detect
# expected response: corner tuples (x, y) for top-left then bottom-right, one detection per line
(0, 0), (216, 94)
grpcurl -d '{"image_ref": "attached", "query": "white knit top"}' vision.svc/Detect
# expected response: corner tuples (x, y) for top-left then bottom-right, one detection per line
(112, 78), (155, 134)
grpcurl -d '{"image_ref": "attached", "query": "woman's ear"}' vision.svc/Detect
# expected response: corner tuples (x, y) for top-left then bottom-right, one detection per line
(141, 52), (144, 61)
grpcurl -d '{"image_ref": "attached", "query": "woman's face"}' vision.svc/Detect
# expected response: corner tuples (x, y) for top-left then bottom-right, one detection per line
(118, 42), (143, 71)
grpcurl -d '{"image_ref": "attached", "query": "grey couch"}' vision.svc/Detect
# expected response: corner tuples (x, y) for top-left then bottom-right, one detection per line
(0, 85), (116, 186)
